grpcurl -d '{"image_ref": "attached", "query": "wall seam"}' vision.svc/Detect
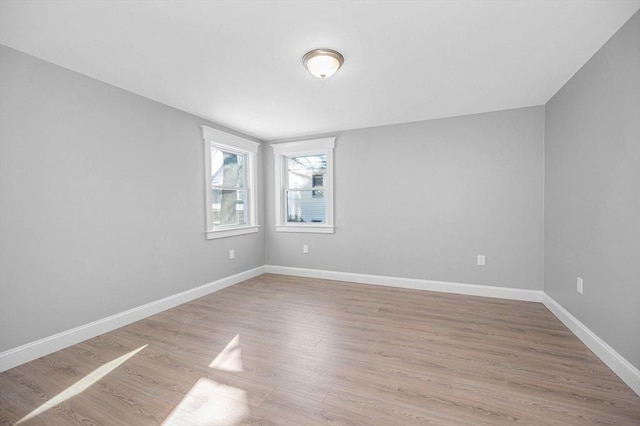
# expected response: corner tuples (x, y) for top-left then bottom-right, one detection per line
(541, 104), (546, 293)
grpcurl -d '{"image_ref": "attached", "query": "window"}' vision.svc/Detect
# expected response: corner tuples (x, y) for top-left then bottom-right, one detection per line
(272, 137), (335, 233)
(201, 126), (259, 239)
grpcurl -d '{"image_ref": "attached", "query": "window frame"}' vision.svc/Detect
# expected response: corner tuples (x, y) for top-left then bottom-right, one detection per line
(201, 125), (260, 240)
(272, 137), (335, 234)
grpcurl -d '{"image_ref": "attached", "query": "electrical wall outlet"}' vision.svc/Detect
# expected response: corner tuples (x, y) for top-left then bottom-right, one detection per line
(577, 277), (583, 294)
(303, 244), (309, 254)
(477, 255), (486, 266)
(229, 249), (235, 260)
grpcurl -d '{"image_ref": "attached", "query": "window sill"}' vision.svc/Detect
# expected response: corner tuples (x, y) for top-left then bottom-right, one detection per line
(275, 225), (334, 234)
(206, 225), (259, 240)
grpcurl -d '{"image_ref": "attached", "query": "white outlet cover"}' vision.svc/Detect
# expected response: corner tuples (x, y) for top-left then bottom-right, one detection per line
(303, 245), (309, 254)
(477, 255), (486, 266)
(229, 249), (235, 259)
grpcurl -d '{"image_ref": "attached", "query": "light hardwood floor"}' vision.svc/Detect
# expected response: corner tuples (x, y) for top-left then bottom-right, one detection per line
(1, 274), (638, 425)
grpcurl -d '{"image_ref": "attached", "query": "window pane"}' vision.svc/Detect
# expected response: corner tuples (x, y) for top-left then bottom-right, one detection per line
(211, 147), (245, 188)
(212, 189), (247, 226)
(287, 154), (326, 189)
(286, 190), (326, 223)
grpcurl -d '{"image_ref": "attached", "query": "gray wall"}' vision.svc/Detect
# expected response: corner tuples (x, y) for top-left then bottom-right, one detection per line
(266, 106), (545, 290)
(0, 45), (265, 352)
(544, 12), (640, 369)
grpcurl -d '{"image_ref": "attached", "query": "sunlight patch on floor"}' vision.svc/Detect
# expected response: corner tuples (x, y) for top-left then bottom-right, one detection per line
(163, 334), (249, 425)
(161, 378), (248, 426)
(209, 333), (243, 372)
(16, 344), (147, 424)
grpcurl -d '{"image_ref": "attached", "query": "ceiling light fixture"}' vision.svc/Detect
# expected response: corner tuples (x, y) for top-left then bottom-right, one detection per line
(302, 48), (344, 79)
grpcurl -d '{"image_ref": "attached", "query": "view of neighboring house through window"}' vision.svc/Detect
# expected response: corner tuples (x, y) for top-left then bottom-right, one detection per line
(272, 137), (335, 233)
(312, 174), (324, 198)
(201, 125), (259, 239)
(211, 148), (246, 226)
(286, 154), (327, 223)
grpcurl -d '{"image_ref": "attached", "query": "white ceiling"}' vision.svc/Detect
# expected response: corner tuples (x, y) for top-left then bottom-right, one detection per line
(1, 1), (639, 141)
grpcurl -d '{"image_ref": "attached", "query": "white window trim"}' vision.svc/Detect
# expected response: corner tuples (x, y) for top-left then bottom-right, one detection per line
(201, 125), (260, 239)
(272, 137), (335, 234)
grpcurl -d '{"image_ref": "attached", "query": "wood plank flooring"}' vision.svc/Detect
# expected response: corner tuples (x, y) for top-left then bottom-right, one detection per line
(1, 273), (638, 425)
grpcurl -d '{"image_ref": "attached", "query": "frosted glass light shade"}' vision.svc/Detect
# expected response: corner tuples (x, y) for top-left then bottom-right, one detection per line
(303, 49), (344, 79)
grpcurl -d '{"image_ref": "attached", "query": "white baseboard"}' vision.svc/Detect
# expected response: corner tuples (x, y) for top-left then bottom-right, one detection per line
(0, 266), (266, 372)
(542, 294), (640, 396)
(265, 265), (543, 302)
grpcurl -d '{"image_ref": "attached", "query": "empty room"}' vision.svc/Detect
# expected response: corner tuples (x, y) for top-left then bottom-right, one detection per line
(1, 1), (639, 425)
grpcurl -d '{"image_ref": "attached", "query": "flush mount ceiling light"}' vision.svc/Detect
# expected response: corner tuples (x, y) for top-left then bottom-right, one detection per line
(302, 48), (344, 79)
